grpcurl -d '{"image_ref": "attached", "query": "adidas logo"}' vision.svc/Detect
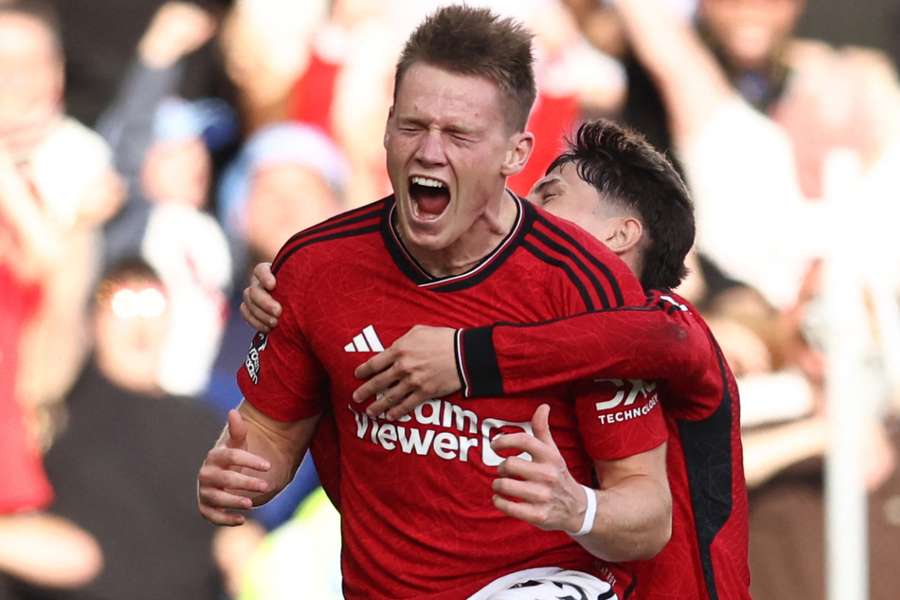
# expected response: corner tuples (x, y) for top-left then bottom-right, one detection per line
(344, 325), (385, 353)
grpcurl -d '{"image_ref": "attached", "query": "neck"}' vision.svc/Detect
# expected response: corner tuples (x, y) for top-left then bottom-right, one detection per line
(401, 190), (518, 278)
(619, 248), (644, 288)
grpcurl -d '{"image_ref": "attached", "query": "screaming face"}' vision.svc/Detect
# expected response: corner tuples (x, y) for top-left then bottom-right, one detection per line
(384, 62), (528, 262)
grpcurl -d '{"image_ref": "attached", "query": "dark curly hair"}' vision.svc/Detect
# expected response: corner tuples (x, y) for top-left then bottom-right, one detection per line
(547, 120), (695, 290)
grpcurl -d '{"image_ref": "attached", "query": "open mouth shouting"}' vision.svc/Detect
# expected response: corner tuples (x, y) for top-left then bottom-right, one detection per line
(408, 175), (451, 222)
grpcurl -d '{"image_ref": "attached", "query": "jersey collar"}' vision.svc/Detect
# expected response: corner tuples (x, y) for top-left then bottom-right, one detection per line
(381, 190), (530, 291)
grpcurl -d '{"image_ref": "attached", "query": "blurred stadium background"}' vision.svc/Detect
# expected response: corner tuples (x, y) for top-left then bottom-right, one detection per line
(1, 0), (898, 598)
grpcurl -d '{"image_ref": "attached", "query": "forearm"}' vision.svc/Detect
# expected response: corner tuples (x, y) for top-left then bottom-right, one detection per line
(742, 417), (828, 488)
(560, 0), (625, 57)
(96, 60), (182, 179)
(231, 402), (313, 506)
(0, 513), (102, 588)
(615, 0), (732, 137)
(0, 172), (61, 274)
(575, 474), (672, 562)
(459, 306), (708, 397)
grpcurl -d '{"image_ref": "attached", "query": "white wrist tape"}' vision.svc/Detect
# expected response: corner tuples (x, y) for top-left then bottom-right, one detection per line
(572, 485), (597, 537)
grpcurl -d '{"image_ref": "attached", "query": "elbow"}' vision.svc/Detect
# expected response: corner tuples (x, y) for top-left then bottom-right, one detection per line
(642, 507), (673, 560)
(25, 520), (104, 588)
(52, 531), (104, 588)
(637, 495), (673, 560)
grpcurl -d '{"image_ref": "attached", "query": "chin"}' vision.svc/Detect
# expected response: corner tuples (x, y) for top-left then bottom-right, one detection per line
(400, 220), (451, 251)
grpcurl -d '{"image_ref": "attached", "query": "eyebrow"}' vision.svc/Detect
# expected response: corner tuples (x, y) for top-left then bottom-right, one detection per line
(532, 175), (562, 194)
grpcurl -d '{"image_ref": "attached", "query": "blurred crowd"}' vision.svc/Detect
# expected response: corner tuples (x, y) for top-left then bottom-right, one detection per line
(1, 0), (898, 599)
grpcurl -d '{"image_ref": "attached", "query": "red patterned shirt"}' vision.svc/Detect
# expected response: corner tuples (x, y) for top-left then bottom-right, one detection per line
(237, 195), (665, 599)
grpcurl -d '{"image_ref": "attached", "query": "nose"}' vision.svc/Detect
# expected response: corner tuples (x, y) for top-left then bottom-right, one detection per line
(414, 129), (447, 167)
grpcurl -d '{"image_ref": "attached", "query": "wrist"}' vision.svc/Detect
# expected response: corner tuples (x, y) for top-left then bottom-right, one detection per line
(457, 326), (502, 398)
(138, 39), (180, 69)
(567, 485), (597, 537)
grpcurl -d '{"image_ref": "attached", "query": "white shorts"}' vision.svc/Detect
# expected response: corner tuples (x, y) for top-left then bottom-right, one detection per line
(467, 567), (616, 600)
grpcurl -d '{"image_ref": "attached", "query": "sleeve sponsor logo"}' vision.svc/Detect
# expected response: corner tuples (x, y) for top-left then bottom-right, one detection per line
(244, 332), (268, 385)
(591, 378), (659, 425)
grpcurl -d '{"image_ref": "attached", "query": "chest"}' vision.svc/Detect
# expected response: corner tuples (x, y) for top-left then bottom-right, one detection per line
(301, 253), (564, 391)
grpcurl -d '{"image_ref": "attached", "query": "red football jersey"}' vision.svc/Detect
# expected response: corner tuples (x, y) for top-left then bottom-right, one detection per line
(0, 263), (52, 514)
(237, 195), (666, 599)
(459, 290), (751, 599)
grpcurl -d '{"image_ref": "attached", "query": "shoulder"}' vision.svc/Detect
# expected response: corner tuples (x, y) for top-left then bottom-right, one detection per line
(271, 197), (387, 277)
(521, 201), (644, 308)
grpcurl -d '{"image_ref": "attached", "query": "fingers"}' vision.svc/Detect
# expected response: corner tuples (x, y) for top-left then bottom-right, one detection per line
(225, 410), (248, 449)
(198, 466), (270, 494)
(364, 379), (412, 417)
(492, 477), (551, 504)
(352, 358), (398, 403)
(248, 281), (281, 320)
(207, 446), (270, 472)
(239, 297), (272, 333)
(530, 404), (554, 447)
(491, 432), (554, 463)
(253, 262), (277, 291)
(492, 494), (545, 528)
(198, 487), (253, 510)
(385, 391), (432, 420)
(353, 349), (397, 381)
(198, 503), (247, 527)
(495, 455), (557, 483)
(241, 285), (280, 330)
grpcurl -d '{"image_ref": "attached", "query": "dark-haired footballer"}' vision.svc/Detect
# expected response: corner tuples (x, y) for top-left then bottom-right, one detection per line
(200, 6), (671, 600)
(244, 119), (751, 600)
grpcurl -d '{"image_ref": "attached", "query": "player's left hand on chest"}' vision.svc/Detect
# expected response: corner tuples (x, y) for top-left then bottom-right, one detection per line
(490, 404), (586, 534)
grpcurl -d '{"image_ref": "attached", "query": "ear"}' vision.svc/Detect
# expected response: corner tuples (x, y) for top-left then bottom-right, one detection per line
(383, 106), (394, 149)
(500, 131), (535, 177)
(603, 216), (644, 254)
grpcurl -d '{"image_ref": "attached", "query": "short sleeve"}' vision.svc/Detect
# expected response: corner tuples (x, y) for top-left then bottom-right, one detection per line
(574, 377), (667, 461)
(236, 264), (327, 422)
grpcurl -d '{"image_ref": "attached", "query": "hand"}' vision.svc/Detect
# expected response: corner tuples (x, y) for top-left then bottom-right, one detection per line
(491, 404), (588, 535)
(240, 262), (281, 332)
(352, 325), (460, 419)
(138, 1), (219, 69)
(197, 410), (271, 526)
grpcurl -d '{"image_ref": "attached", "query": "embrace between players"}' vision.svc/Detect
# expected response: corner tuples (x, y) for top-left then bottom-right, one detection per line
(197, 5), (750, 599)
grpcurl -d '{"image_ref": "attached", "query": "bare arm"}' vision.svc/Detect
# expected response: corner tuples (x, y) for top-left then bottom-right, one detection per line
(0, 144), (61, 279)
(0, 513), (103, 588)
(560, 0), (628, 58)
(197, 401), (320, 526)
(615, 0), (734, 139)
(585, 443), (671, 560)
(491, 405), (671, 562)
(742, 416), (828, 489)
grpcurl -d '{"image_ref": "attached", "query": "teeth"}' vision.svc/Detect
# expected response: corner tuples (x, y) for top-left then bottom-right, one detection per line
(411, 176), (446, 189)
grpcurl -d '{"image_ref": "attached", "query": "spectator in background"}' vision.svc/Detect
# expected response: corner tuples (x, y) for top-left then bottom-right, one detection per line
(0, 150), (102, 599)
(220, 0), (326, 132)
(49, 0), (234, 127)
(99, 1), (235, 396)
(0, 0), (123, 442)
(138, 99), (234, 395)
(11, 259), (264, 600)
(204, 123), (348, 530)
(218, 123), (347, 267)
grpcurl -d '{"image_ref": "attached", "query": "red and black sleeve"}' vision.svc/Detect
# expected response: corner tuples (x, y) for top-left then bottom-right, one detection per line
(457, 292), (714, 399)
